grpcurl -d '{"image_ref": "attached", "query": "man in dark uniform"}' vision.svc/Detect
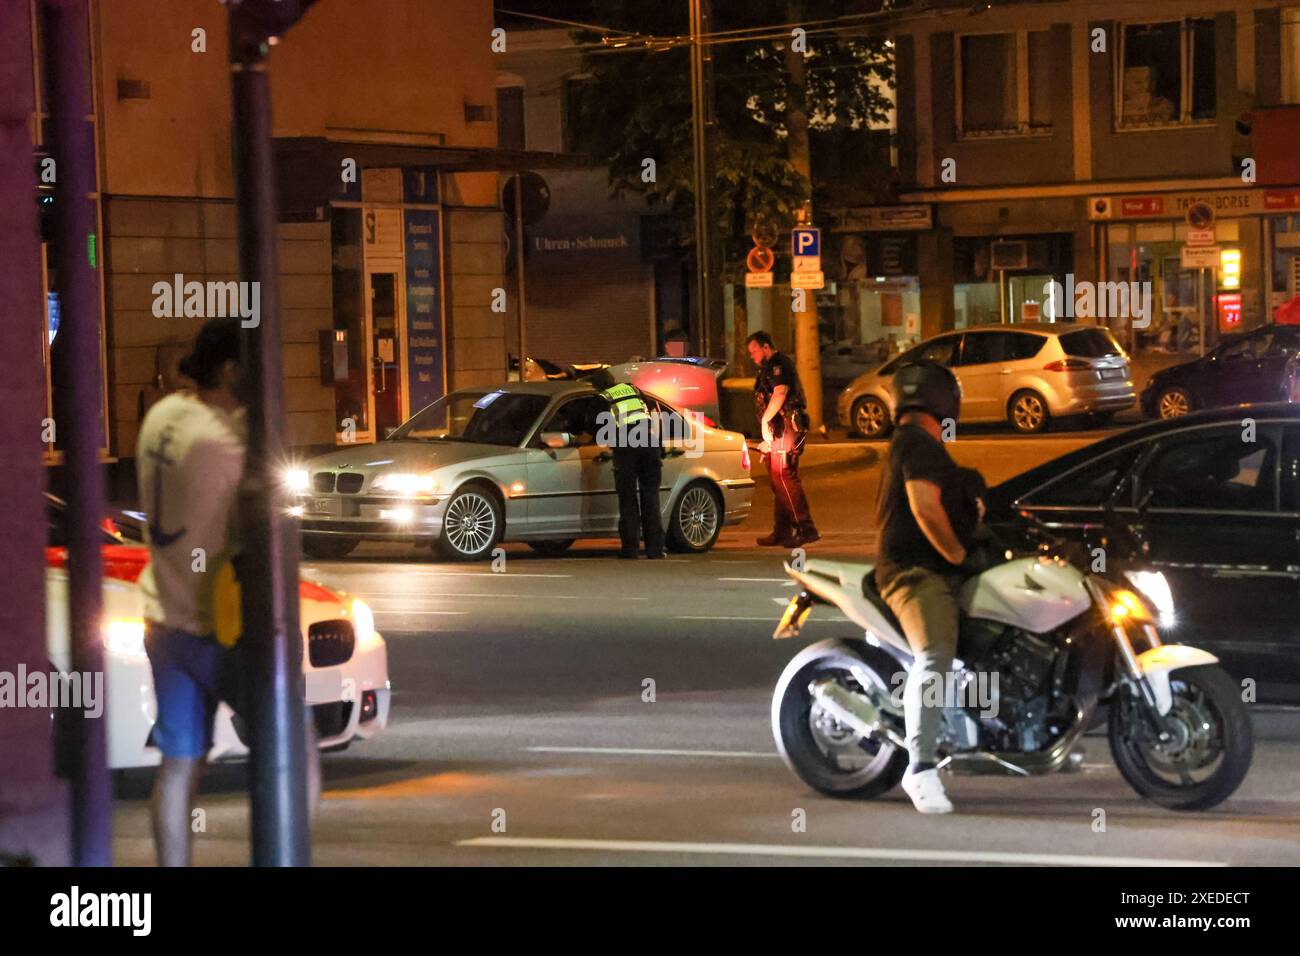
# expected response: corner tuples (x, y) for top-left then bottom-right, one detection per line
(747, 331), (819, 547)
(589, 369), (665, 559)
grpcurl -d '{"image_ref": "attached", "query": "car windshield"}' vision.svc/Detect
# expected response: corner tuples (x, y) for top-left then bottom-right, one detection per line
(387, 390), (551, 446)
(1059, 328), (1123, 358)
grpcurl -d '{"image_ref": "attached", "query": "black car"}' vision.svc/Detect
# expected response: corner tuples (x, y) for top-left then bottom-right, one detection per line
(986, 404), (1300, 705)
(1141, 323), (1300, 420)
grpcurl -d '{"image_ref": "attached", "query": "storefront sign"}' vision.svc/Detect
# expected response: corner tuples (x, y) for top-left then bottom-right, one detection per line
(1091, 188), (1300, 221)
(403, 209), (443, 414)
(834, 205), (932, 231)
(527, 215), (640, 262)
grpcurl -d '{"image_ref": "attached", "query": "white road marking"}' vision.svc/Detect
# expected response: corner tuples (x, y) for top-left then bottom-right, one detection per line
(370, 609), (469, 616)
(455, 836), (1224, 867)
(717, 577), (794, 583)
(527, 746), (780, 759)
(677, 614), (848, 622)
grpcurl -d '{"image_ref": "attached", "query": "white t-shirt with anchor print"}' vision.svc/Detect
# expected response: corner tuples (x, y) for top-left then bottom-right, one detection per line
(137, 392), (246, 634)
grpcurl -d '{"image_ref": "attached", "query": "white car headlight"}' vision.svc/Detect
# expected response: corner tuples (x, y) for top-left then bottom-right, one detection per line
(1125, 570), (1175, 628)
(372, 472), (438, 495)
(104, 618), (147, 657)
(350, 598), (375, 643)
(286, 468), (310, 493)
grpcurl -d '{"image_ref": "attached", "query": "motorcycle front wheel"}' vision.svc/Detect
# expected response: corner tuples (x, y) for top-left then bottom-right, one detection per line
(771, 639), (909, 799)
(1108, 664), (1253, 811)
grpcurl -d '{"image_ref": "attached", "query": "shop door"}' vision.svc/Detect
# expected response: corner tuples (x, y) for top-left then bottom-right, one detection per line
(366, 265), (407, 439)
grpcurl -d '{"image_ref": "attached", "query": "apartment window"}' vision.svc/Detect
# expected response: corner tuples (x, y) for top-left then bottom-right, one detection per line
(496, 84), (524, 151)
(562, 74), (592, 153)
(1117, 18), (1215, 128)
(956, 31), (1053, 136)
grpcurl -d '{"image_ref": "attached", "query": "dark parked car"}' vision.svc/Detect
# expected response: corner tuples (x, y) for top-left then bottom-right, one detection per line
(986, 404), (1300, 705)
(1141, 323), (1300, 420)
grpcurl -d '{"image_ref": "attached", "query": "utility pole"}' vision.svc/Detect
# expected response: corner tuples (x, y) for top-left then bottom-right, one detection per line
(45, 0), (112, 866)
(688, 0), (716, 356)
(227, 0), (316, 866)
(782, 1), (823, 432)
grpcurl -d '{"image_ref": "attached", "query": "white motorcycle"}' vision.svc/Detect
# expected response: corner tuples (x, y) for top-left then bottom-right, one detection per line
(770, 545), (1253, 810)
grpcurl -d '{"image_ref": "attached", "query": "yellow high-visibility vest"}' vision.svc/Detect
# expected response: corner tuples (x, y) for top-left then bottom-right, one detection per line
(599, 382), (651, 428)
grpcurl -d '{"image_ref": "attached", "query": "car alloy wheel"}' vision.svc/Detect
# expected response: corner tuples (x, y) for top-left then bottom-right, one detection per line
(671, 483), (720, 552)
(1010, 391), (1048, 434)
(1157, 387), (1192, 419)
(440, 489), (499, 559)
(853, 397), (890, 438)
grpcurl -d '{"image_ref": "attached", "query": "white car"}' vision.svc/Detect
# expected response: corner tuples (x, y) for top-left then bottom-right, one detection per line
(44, 499), (389, 770)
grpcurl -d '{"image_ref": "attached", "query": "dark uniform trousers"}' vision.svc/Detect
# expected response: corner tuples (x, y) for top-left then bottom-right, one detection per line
(613, 445), (664, 558)
(768, 418), (815, 540)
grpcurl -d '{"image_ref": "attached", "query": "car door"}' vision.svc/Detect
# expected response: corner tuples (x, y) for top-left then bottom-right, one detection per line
(1250, 327), (1300, 403)
(1009, 441), (1147, 552)
(1129, 422), (1300, 703)
(1202, 332), (1265, 406)
(953, 331), (1014, 421)
(523, 395), (620, 536)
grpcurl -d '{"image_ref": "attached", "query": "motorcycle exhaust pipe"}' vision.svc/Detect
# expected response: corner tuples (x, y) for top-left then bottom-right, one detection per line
(809, 680), (908, 750)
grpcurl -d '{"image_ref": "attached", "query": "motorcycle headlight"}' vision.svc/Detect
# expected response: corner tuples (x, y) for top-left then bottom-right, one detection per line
(372, 472), (439, 495)
(104, 617), (147, 658)
(1124, 570), (1175, 628)
(350, 598), (375, 644)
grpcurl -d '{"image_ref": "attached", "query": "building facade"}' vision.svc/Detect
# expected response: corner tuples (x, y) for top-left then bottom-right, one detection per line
(869, 0), (1300, 357)
(31, 0), (523, 488)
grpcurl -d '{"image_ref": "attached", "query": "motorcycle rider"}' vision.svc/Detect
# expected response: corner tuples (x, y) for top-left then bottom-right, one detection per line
(874, 360), (983, 814)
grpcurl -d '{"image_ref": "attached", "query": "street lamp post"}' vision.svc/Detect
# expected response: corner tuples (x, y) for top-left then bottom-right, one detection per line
(227, 0), (315, 867)
(688, 0), (715, 357)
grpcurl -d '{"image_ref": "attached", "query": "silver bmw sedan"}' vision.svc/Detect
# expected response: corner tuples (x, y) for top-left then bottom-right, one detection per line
(288, 381), (755, 560)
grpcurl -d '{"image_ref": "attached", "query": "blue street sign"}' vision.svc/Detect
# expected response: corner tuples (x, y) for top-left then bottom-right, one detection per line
(792, 227), (820, 257)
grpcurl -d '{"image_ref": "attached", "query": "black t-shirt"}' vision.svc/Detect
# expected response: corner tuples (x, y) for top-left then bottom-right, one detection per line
(755, 351), (806, 414)
(875, 423), (967, 588)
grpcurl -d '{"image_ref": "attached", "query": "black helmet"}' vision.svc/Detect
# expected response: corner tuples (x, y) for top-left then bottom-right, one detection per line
(891, 360), (961, 423)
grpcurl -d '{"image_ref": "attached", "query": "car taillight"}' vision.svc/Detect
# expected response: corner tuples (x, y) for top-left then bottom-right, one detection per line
(1044, 358), (1092, 372)
(740, 444), (751, 471)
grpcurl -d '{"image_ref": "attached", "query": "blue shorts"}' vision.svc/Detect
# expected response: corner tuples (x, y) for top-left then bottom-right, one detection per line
(144, 623), (227, 759)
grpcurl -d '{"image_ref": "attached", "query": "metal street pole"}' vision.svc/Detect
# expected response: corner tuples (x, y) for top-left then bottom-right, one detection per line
(45, 0), (112, 867)
(783, 0), (823, 432)
(514, 173), (528, 366)
(228, 6), (310, 866)
(688, 0), (715, 357)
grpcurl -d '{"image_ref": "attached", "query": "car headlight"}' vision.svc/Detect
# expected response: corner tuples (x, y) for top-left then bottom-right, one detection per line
(104, 618), (147, 657)
(350, 598), (375, 643)
(1125, 570), (1175, 627)
(372, 472), (438, 495)
(286, 468), (310, 493)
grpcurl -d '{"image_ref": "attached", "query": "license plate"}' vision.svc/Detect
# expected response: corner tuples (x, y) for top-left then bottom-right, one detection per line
(1099, 368), (1124, 380)
(308, 497), (336, 515)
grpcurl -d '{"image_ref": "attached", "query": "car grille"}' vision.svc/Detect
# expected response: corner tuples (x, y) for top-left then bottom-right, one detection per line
(336, 473), (364, 494)
(312, 472), (336, 493)
(312, 701), (353, 739)
(308, 619), (355, 667)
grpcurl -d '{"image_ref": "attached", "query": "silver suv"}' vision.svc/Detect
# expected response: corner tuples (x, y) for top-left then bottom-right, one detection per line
(836, 323), (1135, 437)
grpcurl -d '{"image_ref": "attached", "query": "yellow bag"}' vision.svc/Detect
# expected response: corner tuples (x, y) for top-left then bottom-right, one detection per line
(210, 555), (242, 648)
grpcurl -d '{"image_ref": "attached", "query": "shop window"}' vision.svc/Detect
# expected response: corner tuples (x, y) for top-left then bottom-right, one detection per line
(957, 31), (1053, 136)
(1117, 19), (1215, 129)
(331, 208), (369, 441)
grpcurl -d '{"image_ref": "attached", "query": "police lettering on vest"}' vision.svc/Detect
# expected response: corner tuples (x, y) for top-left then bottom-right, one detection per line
(596, 382), (658, 449)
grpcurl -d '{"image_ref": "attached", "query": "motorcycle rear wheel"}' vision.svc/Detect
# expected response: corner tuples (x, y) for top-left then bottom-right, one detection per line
(772, 639), (909, 799)
(1107, 664), (1252, 811)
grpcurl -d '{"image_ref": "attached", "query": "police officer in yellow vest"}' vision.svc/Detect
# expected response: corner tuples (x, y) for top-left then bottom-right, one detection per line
(589, 369), (665, 559)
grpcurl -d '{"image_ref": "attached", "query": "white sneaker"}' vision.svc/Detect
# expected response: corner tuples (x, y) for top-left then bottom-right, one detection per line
(901, 767), (954, 814)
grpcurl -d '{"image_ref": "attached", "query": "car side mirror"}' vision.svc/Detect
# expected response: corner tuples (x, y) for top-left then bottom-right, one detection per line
(541, 431), (571, 449)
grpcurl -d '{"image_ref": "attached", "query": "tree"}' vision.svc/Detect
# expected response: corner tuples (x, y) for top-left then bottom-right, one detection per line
(570, 2), (894, 266)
